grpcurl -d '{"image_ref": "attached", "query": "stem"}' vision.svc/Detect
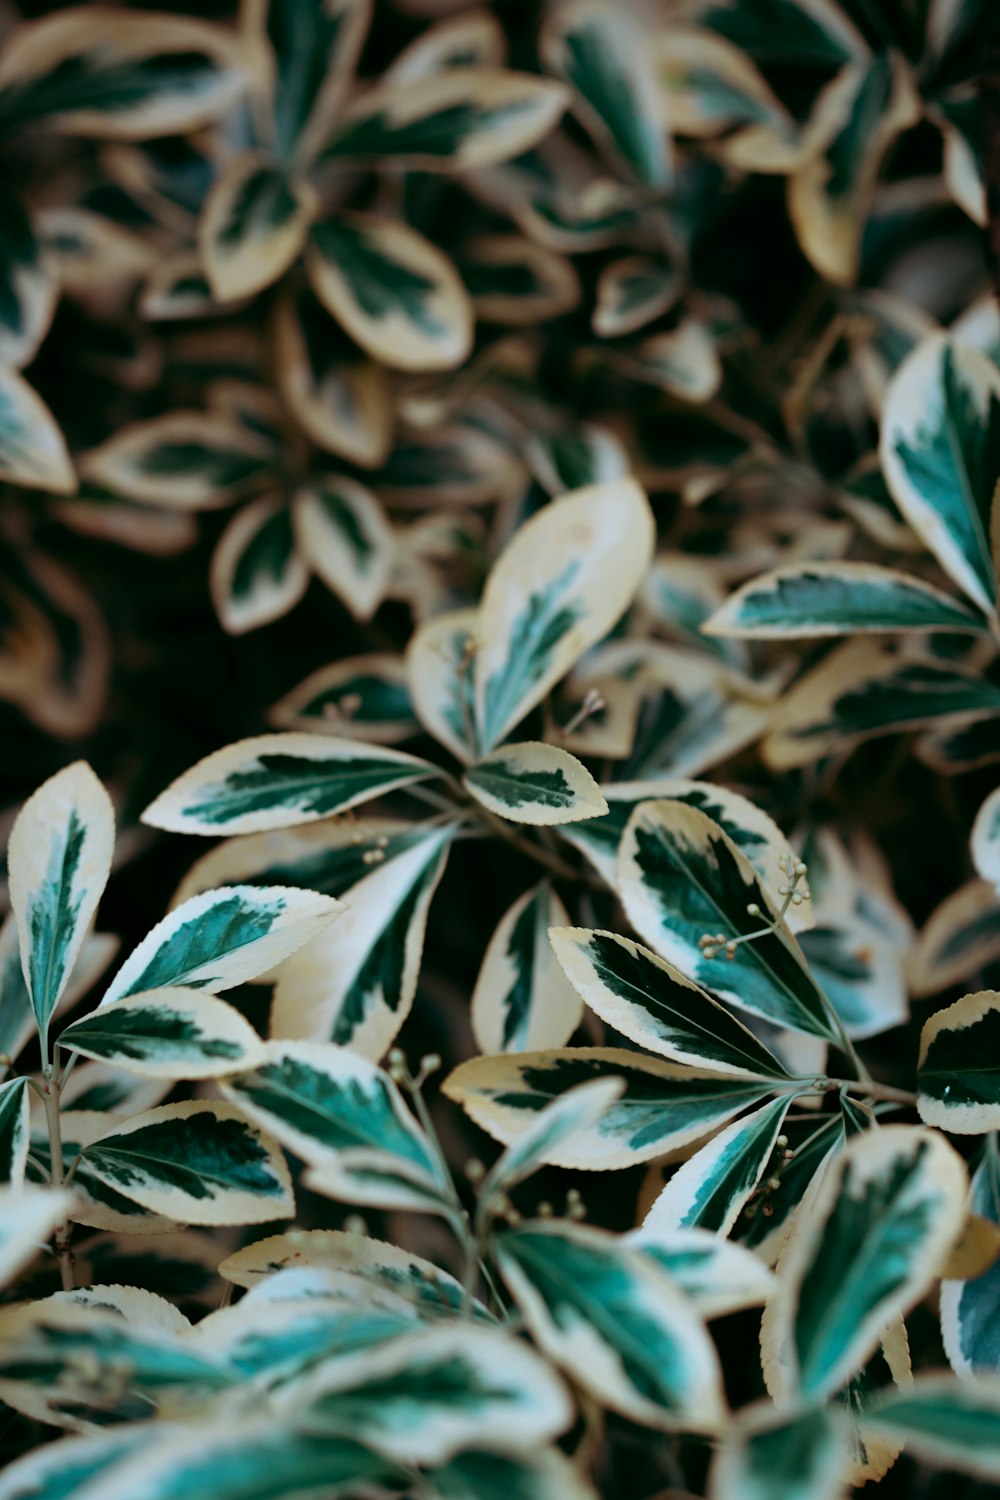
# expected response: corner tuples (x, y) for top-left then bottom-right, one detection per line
(401, 1069), (479, 1315)
(41, 1064), (74, 1291)
(820, 1077), (917, 1108)
(475, 807), (595, 885)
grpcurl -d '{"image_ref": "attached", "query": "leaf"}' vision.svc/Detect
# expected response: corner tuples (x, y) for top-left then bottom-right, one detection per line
(474, 479), (654, 752)
(245, 0), (371, 163)
(0, 185), (57, 369)
(270, 826), (452, 1056)
(941, 1138), (1000, 1374)
(407, 607), (479, 764)
(880, 335), (1000, 615)
(610, 322), (722, 403)
(0, 1187), (74, 1290)
(142, 732), (439, 834)
(798, 917), (907, 1041)
(472, 884), (583, 1054)
(497, 1220), (724, 1430)
(0, 10), (249, 140)
(221, 1040), (452, 1217)
(464, 742), (607, 826)
(458, 235), (579, 325)
(642, 1094), (797, 1237)
(293, 477), (394, 621)
(210, 494), (309, 635)
(82, 1100), (293, 1226)
(541, 0), (669, 187)
(761, 1126), (968, 1401)
(8, 761), (115, 1051)
(763, 642), (1000, 770)
(704, 562), (984, 639)
(307, 213), (473, 372)
(58, 988), (265, 1080)
(443, 1048), (778, 1169)
(0, 1429), (147, 1500)
(0, 366), (74, 494)
(274, 291), (391, 468)
(319, 69), (568, 170)
(861, 1375), (1000, 1481)
(709, 1404), (849, 1500)
(287, 1323), (573, 1463)
(102, 883), (342, 1001)
(788, 53), (919, 286)
(384, 11), (505, 84)
(972, 784), (1000, 890)
(911, 879), (1000, 998)
(593, 254), (680, 338)
(619, 800), (839, 1042)
(550, 927), (791, 1078)
(917, 991), (1000, 1133)
(81, 413), (274, 510)
(423, 1447), (597, 1500)
(271, 653), (417, 742)
(200, 154), (315, 302)
(481, 1078), (625, 1206)
(627, 1224), (774, 1318)
(0, 1079), (29, 1187)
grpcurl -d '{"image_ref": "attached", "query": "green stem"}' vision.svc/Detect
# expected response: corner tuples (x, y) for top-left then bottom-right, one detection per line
(41, 1063), (73, 1291)
(820, 1077), (916, 1108)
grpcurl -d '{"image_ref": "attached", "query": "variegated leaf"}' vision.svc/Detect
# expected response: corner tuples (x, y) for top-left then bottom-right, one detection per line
(59, 988), (265, 1079)
(0, 1187), (74, 1289)
(704, 562), (983, 639)
(319, 68), (568, 171)
(618, 800), (839, 1042)
(443, 1048), (778, 1169)
(293, 477), (394, 621)
(423, 1447), (596, 1500)
(0, 1079), (29, 1187)
(799, 915), (907, 1041)
(550, 927), (790, 1077)
(541, 0), (669, 186)
(941, 1137), (1000, 1374)
(200, 154), (315, 302)
(464, 741), (607, 826)
(384, 11), (505, 84)
(917, 991), (1000, 1133)
(0, 366), (74, 494)
(763, 642), (1000, 770)
(972, 783), (1000, 890)
(8, 761), (114, 1051)
(308, 213), (472, 372)
(271, 653), (417, 742)
(142, 732), (439, 834)
(627, 1223), (774, 1318)
(82, 1100), (293, 1226)
(480, 1078), (625, 1207)
(609, 322), (722, 403)
(593, 255), (681, 338)
(0, 186), (56, 368)
(246, 0), (372, 163)
(642, 1094), (797, 1237)
(709, 1404), (849, 1500)
(880, 334), (1000, 616)
(0, 10), (249, 139)
(221, 1040), (452, 1217)
(210, 494), (309, 635)
(474, 478), (655, 752)
(761, 1126), (968, 1401)
(459, 235), (579, 325)
(497, 1220), (724, 1429)
(407, 607), (480, 763)
(0, 1428), (147, 1500)
(860, 1374), (1000, 1481)
(81, 412), (274, 510)
(910, 878), (1000, 998)
(472, 883), (583, 1054)
(526, 424), (629, 496)
(102, 884), (342, 1002)
(269, 826), (452, 1055)
(32, 1110), (175, 1235)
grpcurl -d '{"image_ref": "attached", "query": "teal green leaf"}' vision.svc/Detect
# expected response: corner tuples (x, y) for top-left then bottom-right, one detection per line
(0, 1186), (75, 1291)
(709, 1405), (848, 1500)
(0, 365), (74, 494)
(917, 990), (1000, 1133)
(0, 1429), (146, 1500)
(480, 1078), (624, 1210)
(423, 1446), (596, 1500)
(273, 653), (416, 743)
(628, 1224), (774, 1319)
(293, 476), (394, 622)
(861, 1374), (1000, 1481)
(201, 155), (312, 302)
(941, 1136), (1000, 1375)
(211, 495), (308, 636)
(0, 1078), (29, 1187)
(472, 883), (583, 1054)
(58, 988), (265, 1080)
(256, 0), (371, 161)
(81, 412), (274, 510)
(407, 607), (480, 764)
(497, 1221), (724, 1429)
(142, 732), (439, 834)
(972, 783), (1000, 888)
(912, 879), (1000, 999)
(701, 0), (865, 66)
(464, 741), (608, 826)
(0, 184), (56, 368)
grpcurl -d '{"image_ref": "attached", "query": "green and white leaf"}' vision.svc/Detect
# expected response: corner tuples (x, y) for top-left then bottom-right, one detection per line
(210, 494), (309, 635)
(704, 562), (983, 639)
(82, 1100), (293, 1226)
(293, 477), (394, 622)
(0, 1428), (147, 1500)
(911, 878), (1000, 998)
(102, 883), (341, 1001)
(972, 784), (1000, 891)
(917, 990), (1000, 1133)
(200, 154), (314, 302)
(247, 0), (372, 163)
(861, 1374), (1000, 1481)
(526, 424), (630, 497)
(0, 366), (75, 494)
(480, 1078), (625, 1209)
(474, 478), (655, 751)
(761, 1126), (968, 1401)
(0, 185), (56, 368)
(407, 607), (479, 763)
(643, 1094), (797, 1237)
(541, 0), (669, 187)
(0, 1187), (74, 1290)
(444, 1047), (779, 1170)
(619, 799), (839, 1041)
(307, 212), (473, 372)
(142, 732), (439, 835)
(459, 235), (580, 325)
(384, 11), (504, 85)
(609, 322), (722, 403)
(0, 1079), (29, 1186)
(269, 826), (452, 1055)
(799, 915), (907, 1041)
(709, 1404), (849, 1500)
(941, 1137), (1000, 1375)
(880, 335), (1000, 615)
(271, 653), (417, 743)
(497, 1220), (724, 1430)
(628, 1223), (774, 1318)
(81, 412), (274, 510)
(285, 1324), (573, 1464)
(423, 1446), (597, 1500)
(473, 884), (583, 1054)
(8, 761), (115, 1050)
(550, 926), (791, 1077)
(464, 742), (607, 826)
(32, 1112), (173, 1235)
(58, 988), (265, 1080)
(320, 68), (568, 171)
(593, 254), (681, 338)
(221, 1040), (452, 1217)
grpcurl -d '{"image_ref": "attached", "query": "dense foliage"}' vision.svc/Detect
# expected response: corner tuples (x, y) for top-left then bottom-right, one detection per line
(1, 0), (1000, 1496)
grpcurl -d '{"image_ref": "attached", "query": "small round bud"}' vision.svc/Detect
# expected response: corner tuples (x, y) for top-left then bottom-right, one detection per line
(465, 1159), (485, 1183)
(761, 1200), (774, 1217)
(746, 903), (760, 917)
(344, 1215), (368, 1237)
(420, 1053), (442, 1075)
(776, 1135), (788, 1149)
(795, 861), (807, 876)
(767, 1177), (781, 1192)
(538, 1201), (553, 1217)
